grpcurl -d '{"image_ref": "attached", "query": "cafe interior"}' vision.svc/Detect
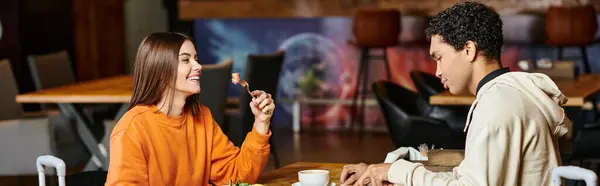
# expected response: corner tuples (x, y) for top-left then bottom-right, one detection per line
(2, 0), (600, 185)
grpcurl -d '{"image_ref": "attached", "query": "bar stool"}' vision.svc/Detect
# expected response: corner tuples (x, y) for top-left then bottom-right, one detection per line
(349, 9), (400, 134)
(545, 4), (597, 75)
(501, 13), (546, 61)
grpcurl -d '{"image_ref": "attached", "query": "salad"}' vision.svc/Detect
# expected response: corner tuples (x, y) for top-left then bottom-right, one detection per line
(228, 180), (264, 186)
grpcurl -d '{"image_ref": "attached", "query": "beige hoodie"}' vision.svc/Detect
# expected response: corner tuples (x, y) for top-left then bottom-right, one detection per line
(388, 72), (572, 186)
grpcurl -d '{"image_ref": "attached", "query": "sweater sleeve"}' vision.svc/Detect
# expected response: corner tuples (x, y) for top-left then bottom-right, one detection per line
(388, 96), (516, 186)
(105, 130), (149, 186)
(209, 119), (271, 185)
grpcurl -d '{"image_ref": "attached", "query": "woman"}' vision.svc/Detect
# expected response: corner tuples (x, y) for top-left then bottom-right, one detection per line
(105, 32), (275, 185)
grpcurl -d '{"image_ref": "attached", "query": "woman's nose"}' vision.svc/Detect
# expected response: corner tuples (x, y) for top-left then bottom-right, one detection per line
(192, 61), (202, 71)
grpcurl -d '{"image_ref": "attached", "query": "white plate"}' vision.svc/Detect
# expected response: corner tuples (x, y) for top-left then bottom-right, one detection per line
(291, 182), (336, 186)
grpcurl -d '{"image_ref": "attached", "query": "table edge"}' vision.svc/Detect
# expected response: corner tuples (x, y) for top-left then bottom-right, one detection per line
(15, 95), (131, 103)
(430, 96), (585, 106)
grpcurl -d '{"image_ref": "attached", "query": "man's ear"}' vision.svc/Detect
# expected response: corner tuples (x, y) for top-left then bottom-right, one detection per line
(463, 41), (477, 62)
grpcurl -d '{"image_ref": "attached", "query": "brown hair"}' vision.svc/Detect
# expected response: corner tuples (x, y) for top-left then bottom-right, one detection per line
(129, 32), (201, 116)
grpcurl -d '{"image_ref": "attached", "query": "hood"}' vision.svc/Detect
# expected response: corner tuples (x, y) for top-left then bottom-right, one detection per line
(477, 72), (572, 139)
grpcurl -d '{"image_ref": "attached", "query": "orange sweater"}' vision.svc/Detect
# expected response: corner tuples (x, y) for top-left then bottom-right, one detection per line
(105, 105), (271, 185)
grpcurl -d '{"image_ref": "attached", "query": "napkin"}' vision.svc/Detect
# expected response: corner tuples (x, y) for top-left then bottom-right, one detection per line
(384, 147), (428, 163)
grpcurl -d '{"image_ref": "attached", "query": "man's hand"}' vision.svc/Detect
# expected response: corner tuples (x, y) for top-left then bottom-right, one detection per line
(340, 163), (368, 186)
(356, 163), (393, 186)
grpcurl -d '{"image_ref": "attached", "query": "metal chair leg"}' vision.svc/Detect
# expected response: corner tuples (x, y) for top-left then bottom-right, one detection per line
(351, 48), (368, 131)
(359, 48), (370, 139)
(383, 48), (392, 81)
(269, 137), (281, 168)
(580, 47), (591, 74)
(557, 46), (564, 60)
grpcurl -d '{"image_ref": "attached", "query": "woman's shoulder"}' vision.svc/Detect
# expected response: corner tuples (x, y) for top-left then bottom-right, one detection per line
(190, 104), (217, 127)
(198, 104), (211, 115)
(112, 105), (154, 135)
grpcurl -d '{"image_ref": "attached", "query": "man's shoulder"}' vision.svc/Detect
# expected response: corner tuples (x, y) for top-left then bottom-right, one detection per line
(477, 83), (529, 111)
(472, 82), (547, 129)
(468, 88), (520, 133)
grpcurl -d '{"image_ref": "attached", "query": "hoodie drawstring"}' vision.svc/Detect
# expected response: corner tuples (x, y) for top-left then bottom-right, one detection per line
(464, 99), (479, 132)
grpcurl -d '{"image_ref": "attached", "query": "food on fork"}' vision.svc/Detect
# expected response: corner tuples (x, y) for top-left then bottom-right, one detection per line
(232, 73), (253, 97)
(231, 73), (241, 84)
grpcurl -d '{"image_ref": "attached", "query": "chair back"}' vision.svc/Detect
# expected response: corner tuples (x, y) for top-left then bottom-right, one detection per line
(28, 50), (75, 90)
(373, 91), (408, 147)
(199, 59), (233, 126)
(353, 9), (400, 48)
(239, 51), (285, 138)
(409, 71), (468, 131)
(373, 81), (430, 117)
(0, 60), (24, 120)
(373, 81), (462, 149)
(372, 81), (418, 146)
(545, 5), (597, 46)
(410, 70), (445, 101)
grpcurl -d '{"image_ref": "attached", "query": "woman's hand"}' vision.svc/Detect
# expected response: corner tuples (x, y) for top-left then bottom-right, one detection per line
(250, 90), (275, 134)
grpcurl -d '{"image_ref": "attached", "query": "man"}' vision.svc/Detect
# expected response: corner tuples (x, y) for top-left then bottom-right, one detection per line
(340, 2), (572, 186)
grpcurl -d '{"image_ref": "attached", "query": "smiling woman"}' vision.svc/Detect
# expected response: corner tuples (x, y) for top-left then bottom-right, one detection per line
(128, 33), (202, 116)
(105, 32), (277, 185)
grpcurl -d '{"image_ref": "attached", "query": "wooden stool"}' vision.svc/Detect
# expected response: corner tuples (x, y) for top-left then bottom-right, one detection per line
(545, 5), (597, 75)
(350, 9), (400, 134)
(501, 14), (546, 60)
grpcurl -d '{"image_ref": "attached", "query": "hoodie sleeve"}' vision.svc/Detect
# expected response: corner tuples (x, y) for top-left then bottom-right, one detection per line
(388, 92), (519, 186)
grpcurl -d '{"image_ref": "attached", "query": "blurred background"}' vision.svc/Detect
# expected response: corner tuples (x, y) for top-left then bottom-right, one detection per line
(2, 0), (600, 185)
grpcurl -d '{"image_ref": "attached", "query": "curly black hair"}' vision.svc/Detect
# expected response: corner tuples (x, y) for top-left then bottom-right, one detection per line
(425, 1), (503, 61)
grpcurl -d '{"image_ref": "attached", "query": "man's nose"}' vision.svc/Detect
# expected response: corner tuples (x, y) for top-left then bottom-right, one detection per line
(435, 64), (442, 79)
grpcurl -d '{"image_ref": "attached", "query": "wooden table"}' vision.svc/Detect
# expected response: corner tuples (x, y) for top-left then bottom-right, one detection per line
(15, 75), (133, 171)
(16, 75), (133, 103)
(429, 74), (600, 107)
(257, 149), (464, 185)
(257, 162), (455, 185)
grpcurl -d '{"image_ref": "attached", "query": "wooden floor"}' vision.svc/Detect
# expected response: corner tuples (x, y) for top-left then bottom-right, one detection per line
(0, 129), (395, 186)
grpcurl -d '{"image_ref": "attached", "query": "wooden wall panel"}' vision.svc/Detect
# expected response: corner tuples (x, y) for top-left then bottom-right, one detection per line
(179, 0), (600, 19)
(0, 0), (20, 63)
(20, 0), (73, 57)
(73, 0), (126, 81)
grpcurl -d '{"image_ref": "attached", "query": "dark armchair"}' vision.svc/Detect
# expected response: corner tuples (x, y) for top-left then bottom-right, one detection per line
(199, 59), (233, 127)
(372, 81), (465, 149)
(410, 70), (445, 100)
(410, 70), (468, 132)
(238, 51), (285, 168)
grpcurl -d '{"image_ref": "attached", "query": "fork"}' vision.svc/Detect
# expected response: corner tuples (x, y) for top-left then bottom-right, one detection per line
(236, 80), (272, 115)
(238, 80), (255, 98)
